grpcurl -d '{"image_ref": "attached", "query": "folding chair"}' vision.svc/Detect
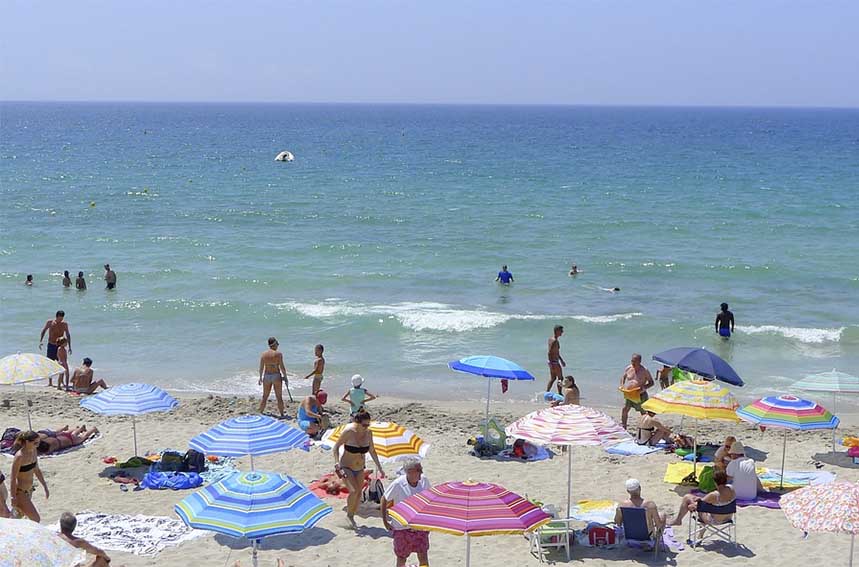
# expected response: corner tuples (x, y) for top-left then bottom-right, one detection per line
(529, 517), (574, 563)
(688, 500), (737, 548)
(620, 507), (663, 558)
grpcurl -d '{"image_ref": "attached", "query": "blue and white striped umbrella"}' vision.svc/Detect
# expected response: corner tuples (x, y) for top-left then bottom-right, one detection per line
(80, 383), (178, 456)
(189, 415), (309, 469)
(175, 471), (331, 566)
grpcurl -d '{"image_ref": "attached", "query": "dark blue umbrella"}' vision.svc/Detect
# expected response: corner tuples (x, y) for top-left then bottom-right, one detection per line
(652, 347), (743, 386)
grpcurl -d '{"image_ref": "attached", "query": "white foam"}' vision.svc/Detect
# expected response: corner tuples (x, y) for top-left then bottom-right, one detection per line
(742, 325), (844, 344)
(570, 312), (643, 324)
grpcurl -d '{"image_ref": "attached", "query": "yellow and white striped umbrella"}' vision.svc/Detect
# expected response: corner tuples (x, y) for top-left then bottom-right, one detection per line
(321, 421), (430, 463)
(0, 353), (64, 385)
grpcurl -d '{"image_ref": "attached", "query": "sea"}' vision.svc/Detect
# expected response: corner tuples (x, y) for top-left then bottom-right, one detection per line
(1, 102), (857, 407)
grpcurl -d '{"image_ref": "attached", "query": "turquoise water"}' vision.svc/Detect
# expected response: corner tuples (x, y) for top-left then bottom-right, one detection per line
(1, 102), (857, 405)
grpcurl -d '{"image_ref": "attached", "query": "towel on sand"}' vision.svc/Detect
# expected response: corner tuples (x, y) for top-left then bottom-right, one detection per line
(497, 446), (552, 462)
(569, 500), (617, 524)
(48, 512), (205, 556)
(663, 462), (713, 484)
(605, 440), (663, 456)
(692, 489), (782, 509)
(665, 463), (836, 489)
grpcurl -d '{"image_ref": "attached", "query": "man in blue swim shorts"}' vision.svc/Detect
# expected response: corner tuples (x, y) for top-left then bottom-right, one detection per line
(715, 303), (735, 339)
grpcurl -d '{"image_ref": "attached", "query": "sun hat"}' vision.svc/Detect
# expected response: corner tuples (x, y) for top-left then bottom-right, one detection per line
(351, 374), (363, 387)
(625, 478), (641, 492)
(729, 441), (746, 455)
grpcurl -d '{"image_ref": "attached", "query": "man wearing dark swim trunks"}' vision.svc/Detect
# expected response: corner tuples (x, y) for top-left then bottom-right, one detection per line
(715, 303), (734, 339)
(104, 264), (117, 290)
(546, 325), (566, 393)
(39, 310), (71, 361)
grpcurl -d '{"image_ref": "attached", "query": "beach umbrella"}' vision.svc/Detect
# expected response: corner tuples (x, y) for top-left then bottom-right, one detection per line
(175, 470), (331, 567)
(793, 370), (859, 452)
(0, 517), (86, 567)
(642, 380), (740, 478)
(781, 482), (859, 566)
(449, 355), (535, 436)
(320, 421), (430, 463)
(652, 347), (743, 386)
(388, 480), (551, 567)
(0, 352), (65, 429)
(80, 383), (178, 457)
(737, 394), (839, 489)
(189, 414), (309, 470)
(505, 404), (630, 538)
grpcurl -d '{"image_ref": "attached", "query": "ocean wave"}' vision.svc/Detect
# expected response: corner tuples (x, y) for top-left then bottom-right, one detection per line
(270, 300), (641, 332)
(742, 325), (844, 344)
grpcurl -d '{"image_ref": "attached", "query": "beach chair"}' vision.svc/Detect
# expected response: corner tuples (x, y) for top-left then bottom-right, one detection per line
(619, 507), (664, 558)
(529, 517), (574, 562)
(687, 500), (737, 548)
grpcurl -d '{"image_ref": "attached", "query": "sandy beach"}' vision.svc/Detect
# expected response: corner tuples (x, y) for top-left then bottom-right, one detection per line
(2, 387), (857, 566)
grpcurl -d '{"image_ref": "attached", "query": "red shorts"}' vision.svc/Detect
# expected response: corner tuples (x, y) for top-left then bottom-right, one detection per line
(393, 529), (429, 558)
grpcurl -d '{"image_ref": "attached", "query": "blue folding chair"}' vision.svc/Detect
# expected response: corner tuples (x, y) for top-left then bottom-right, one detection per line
(620, 507), (663, 558)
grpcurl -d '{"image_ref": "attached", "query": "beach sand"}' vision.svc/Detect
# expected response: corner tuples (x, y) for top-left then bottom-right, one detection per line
(2, 388), (857, 566)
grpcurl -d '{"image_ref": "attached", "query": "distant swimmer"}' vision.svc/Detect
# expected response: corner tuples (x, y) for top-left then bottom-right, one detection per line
(715, 302), (735, 339)
(25, 275), (33, 286)
(495, 265), (514, 285)
(62, 271), (71, 288)
(569, 264), (579, 276)
(600, 287), (621, 293)
(75, 272), (87, 291)
(104, 264), (117, 290)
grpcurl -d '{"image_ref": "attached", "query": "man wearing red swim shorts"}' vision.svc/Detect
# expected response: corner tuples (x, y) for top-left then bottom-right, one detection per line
(381, 459), (431, 566)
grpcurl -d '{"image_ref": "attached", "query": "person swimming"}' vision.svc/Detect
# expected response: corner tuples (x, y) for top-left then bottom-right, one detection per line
(569, 264), (580, 276)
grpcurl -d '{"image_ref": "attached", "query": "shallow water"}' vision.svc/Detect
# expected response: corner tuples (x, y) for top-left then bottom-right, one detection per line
(1, 102), (857, 405)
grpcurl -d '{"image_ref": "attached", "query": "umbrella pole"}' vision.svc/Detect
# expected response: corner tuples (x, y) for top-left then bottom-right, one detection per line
(693, 420), (698, 479)
(850, 533), (855, 567)
(833, 392), (838, 454)
(566, 446), (573, 562)
(23, 382), (32, 430)
(132, 416), (138, 457)
(252, 539), (259, 567)
(780, 429), (787, 490)
(484, 379), (491, 441)
(250, 454), (255, 471)
(466, 533), (471, 567)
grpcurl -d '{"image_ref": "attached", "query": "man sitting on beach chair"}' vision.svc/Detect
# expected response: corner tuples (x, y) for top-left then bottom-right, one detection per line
(614, 478), (666, 552)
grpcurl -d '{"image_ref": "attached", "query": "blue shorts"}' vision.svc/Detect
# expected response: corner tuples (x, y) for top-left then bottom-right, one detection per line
(46, 343), (59, 360)
(718, 327), (731, 338)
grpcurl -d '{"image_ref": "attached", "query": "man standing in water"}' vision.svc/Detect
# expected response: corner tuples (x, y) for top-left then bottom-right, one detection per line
(619, 353), (654, 429)
(495, 265), (514, 285)
(259, 337), (287, 417)
(546, 325), (566, 393)
(715, 302), (735, 339)
(39, 310), (71, 363)
(104, 264), (117, 290)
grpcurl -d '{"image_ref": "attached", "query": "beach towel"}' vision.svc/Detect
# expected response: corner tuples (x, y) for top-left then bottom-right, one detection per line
(758, 469), (836, 490)
(663, 462), (713, 484)
(141, 471), (203, 490)
(497, 445), (552, 462)
(692, 489), (782, 509)
(569, 500), (617, 524)
(199, 456), (237, 485)
(1, 429), (100, 458)
(605, 440), (662, 456)
(309, 472), (370, 500)
(48, 512), (206, 556)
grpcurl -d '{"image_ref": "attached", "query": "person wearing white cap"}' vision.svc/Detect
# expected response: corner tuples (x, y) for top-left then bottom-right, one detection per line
(342, 374), (377, 416)
(614, 478), (665, 534)
(725, 440), (763, 500)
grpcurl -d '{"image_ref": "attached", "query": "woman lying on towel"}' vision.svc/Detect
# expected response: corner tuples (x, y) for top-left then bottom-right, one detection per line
(35, 425), (99, 455)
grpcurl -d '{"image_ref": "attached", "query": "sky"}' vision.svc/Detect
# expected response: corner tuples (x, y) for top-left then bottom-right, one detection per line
(2, 0), (858, 107)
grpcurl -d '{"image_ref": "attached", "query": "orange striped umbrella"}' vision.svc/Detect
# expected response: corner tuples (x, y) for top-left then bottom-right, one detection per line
(321, 421), (430, 463)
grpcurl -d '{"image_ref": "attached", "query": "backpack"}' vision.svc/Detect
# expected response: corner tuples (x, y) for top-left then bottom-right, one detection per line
(182, 449), (206, 473)
(159, 451), (185, 472)
(697, 466), (717, 493)
(363, 477), (384, 504)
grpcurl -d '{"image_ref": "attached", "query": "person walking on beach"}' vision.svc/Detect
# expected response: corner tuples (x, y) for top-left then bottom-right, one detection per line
(546, 325), (566, 393)
(382, 459), (431, 567)
(495, 265), (514, 285)
(71, 358), (109, 394)
(39, 310), (72, 374)
(332, 410), (385, 529)
(104, 264), (117, 290)
(259, 337), (287, 418)
(62, 270), (72, 288)
(715, 302), (735, 339)
(75, 271), (87, 290)
(619, 353), (654, 429)
(10, 430), (49, 522)
(303, 344), (325, 395)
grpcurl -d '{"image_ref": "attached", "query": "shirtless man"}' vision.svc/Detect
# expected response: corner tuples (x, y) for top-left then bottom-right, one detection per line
(71, 358), (109, 394)
(546, 325), (566, 393)
(715, 302), (735, 339)
(59, 512), (112, 567)
(303, 344), (326, 395)
(76, 271), (87, 290)
(619, 353), (654, 428)
(614, 479), (665, 537)
(259, 337), (287, 417)
(39, 310), (72, 367)
(104, 264), (117, 290)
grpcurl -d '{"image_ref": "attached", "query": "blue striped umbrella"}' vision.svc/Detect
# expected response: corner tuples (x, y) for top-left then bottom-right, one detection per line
(449, 356), (535, 438)
(80, 383), (179, 456)
(189, 415), (309, 470)
(652, 347), (744, 386)
(175, 471), (331, 566)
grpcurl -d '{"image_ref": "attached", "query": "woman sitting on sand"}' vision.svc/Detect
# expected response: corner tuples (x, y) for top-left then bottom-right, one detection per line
(36, 425), (99, 455)
(10, 431), (49, 521)
(332, 410), (385, 528)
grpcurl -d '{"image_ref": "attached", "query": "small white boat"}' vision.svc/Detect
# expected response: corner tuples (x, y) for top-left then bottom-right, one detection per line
(274, 151), (294, 162)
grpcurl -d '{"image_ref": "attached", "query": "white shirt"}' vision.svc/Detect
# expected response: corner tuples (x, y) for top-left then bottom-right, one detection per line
(384, 474), (431, 530)
(726, 456), (758, 500)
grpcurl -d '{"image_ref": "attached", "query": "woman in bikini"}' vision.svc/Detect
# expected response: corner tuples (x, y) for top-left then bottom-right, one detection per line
(332, 410), (385, 528)
(10, 430), (49, 521)
(36, 425), (99, 454)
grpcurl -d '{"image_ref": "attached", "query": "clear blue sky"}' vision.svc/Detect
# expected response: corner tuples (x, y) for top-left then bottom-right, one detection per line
(2, 0), (857, 107)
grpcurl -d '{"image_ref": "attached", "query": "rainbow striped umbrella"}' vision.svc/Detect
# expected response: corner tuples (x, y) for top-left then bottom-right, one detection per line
(175, 471), (331, 567)
(737, 395), (839, 488)
(388, 480), (551, 567)
(505, 405), (630, 532)
(0, 352), (65, 429)
(320, 421), (430, 463)
(781, 482), (859, 566)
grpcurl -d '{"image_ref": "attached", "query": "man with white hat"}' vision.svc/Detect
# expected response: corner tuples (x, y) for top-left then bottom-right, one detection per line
(726, 440), (763, 500)
(614, 478), (665, 534)
(341, 374), (378, 416)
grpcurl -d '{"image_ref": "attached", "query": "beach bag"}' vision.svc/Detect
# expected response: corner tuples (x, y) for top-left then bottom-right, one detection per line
(363, 477), (384, 504)
(159, 451), (185, 472)
(182, 449), (206, 473)
(697, 467), (716, 493)
(588, 525), (616, 546)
